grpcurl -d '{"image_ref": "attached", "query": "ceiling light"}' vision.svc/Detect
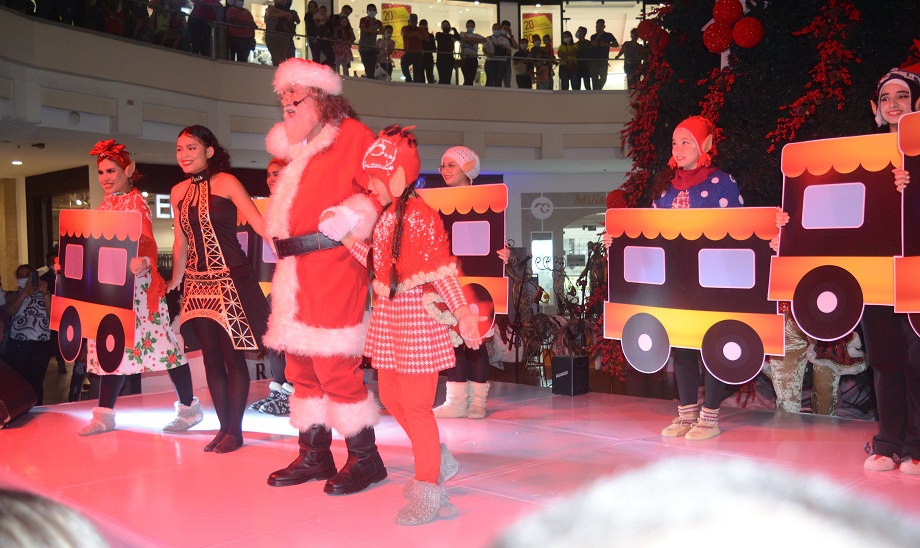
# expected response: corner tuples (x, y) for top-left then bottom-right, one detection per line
(75, 199), (83, 206)
(11, 160), (22, 165)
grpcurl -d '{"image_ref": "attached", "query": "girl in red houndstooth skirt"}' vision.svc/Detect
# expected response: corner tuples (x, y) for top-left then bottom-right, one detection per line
(321, 125), (482, 525)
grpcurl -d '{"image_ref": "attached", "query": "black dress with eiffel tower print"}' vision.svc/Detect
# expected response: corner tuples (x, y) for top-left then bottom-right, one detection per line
(178, 172), (268, 351)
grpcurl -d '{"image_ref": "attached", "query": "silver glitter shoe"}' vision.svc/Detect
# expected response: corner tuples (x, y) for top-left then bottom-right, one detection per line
(395, 480), (457, 526)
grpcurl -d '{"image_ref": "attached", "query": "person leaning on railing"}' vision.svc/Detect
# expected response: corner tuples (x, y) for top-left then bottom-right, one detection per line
(434, 20), (460, 85)
(264, 0), (300, 66)
(458, 19), (486, 86)
(225, 0), (258, 63)
(375, 24), (396, 80)
(358, 4), (383, 79)
(483, 23), (512, 88)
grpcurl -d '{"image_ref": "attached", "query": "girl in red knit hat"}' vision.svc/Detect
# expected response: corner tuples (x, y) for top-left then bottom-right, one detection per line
(606, 115), (743, 440)
(652, 116), (743, 440)
(324, 125), (483, 525)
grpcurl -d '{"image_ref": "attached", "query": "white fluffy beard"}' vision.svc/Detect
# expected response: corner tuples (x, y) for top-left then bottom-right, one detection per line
(283, 104), (321, 145)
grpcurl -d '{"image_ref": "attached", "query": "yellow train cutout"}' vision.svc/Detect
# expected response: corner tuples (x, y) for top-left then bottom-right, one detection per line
(418, 183), (509, 337)
(604, 207), (782, 385)
(50, 209), (142, 373)
(770, 111), (920, 340)
(605, 110), (920, 382)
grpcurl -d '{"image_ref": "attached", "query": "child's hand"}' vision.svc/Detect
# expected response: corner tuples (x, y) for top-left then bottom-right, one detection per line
(894, 168), (910, 193)
(775, 207), (789, 229)
(769, 234), (779, 253)
(602, 232), (613, 249)
(130, 257), (151, 275)
(458, 313), (486, 350)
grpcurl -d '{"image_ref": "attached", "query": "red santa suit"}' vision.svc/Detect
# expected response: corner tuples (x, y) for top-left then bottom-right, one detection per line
(264, 62), (379, 440)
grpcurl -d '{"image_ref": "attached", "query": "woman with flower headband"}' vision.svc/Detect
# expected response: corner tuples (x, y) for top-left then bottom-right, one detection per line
(169, 126), (270, 454)
(79, 140), (203, 436)
(322, 126), (482, 525)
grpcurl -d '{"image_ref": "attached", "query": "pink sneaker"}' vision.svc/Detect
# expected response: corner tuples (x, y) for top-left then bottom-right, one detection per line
(864, 454), (897, 471)
(899, 458), (920, 475)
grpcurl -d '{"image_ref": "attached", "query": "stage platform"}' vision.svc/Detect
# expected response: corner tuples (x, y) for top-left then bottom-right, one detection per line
(2, 380), (919, 547)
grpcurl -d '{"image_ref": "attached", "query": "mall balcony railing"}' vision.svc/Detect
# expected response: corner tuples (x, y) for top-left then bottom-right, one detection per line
(25, 0), (634, 91)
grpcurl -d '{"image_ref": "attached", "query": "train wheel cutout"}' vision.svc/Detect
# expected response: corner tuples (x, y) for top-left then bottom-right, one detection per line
(96, 314), (126, 373)
(701, 319), (765, 385)
(621, 313), (670, 374)
(58, 306), (83, 362)
(910, 314), (920, 338)
(461, 283), (496, 343)
(792, 265), (863, 341)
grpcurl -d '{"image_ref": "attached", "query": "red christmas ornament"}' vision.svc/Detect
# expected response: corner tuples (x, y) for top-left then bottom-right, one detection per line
(637, 19), (658, 42)
(703, 21), (733, 54)
(712, 0), (743, 26)
(732, 16), (764, 48)
(656, 28), (670, 50)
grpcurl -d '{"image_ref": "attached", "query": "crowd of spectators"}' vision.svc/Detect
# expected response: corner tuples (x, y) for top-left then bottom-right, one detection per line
(4, 0), (645, 87)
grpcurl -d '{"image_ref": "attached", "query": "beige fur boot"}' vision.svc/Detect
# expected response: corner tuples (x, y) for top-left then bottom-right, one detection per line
(467, 382), (490, 419)
(433, 382), (469, 418)
(661, 403), (699, 437)
(685, 406), (721, 440)
(78, 407), (116, 436)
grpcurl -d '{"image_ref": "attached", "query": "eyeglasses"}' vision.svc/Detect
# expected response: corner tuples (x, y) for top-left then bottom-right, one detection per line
(438, 163), (459, 171)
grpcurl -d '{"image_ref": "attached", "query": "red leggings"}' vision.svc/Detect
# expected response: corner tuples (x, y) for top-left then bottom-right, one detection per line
(377, 369), (440, 483)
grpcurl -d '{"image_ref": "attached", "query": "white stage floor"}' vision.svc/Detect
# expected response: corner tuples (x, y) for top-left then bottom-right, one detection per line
(2, 380), (919, 547)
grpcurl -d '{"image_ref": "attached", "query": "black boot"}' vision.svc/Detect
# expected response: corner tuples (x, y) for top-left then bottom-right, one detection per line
(267, 425), (337, 487)
(323, 427), (387, 495)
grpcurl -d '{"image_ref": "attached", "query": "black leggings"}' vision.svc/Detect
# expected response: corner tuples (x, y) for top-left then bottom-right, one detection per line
(189, 318), (250, 439)
(267, 348), (287, 385)
(99, 364), (195, 409)
(673, 348), (725, 410)
(445, 345), (490, 383)
(861, 305), (920, 459)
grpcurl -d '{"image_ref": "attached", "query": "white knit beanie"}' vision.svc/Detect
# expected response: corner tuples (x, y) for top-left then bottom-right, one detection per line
(442, 146), (481, 181)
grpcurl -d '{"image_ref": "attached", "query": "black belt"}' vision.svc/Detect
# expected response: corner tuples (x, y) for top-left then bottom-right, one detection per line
(274, 232), (342, 258)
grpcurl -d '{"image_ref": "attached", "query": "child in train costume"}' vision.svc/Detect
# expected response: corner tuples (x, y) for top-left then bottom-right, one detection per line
(860, 66), (920, 474)
(262, 59), (387, 494)
(328, 125), (481, 525)
(80, 140), (203, 436)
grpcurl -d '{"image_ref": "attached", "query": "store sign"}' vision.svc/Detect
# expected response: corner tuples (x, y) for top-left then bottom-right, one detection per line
(155, 194), (173, 219)
(382, 3), (411, 58)
(531, 196), (553, 220)
(522, 13), (553, 43)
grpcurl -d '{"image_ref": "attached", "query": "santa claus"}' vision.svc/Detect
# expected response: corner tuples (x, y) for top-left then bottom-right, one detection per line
(263, 59), (385, 495)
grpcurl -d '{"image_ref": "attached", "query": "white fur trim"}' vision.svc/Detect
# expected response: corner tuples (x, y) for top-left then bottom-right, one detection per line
(333, 194), (379, 243)
(264, 258), (368, 356)
(289, 395), (328, 431)
(421, 292), (459, 326)
(327, 393), (380, 438)
(264, 123), (341, 240)
(372, 263), (458, 297)
(266, 124), (290, 161)
(273, 59), (343, 96)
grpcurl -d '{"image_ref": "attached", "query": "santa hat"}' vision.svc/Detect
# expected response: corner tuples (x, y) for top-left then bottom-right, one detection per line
(873, 68), (920, 127)
(442, 146), (481, 181)
(363, 125), (421, 201)
(273, 58), (342, 96)
(668, 116), (715, 169)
